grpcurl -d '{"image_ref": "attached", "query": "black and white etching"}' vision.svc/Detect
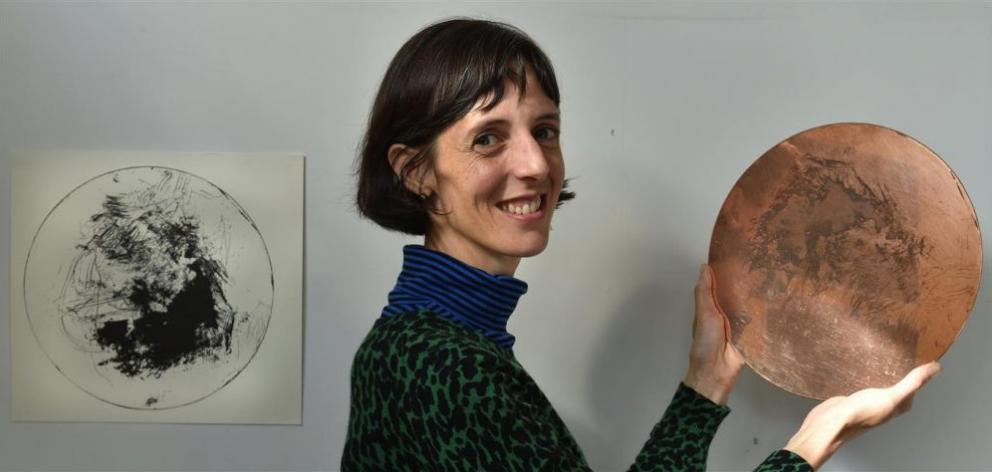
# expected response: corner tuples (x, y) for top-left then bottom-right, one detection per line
(23, 166), (273, 410)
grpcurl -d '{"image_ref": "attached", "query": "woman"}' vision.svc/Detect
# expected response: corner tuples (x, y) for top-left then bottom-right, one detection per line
(343, 18), (940, 471)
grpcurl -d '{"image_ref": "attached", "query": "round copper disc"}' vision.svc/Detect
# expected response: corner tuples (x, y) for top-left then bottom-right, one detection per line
(709, 123), (982, 400)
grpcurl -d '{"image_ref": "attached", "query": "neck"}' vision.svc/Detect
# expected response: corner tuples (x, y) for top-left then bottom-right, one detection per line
(381, 245), (529, 349)
(425, 233), (520, 276)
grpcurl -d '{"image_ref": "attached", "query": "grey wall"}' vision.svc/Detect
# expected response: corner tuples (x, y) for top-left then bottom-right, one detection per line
(1, 2), (989, 471)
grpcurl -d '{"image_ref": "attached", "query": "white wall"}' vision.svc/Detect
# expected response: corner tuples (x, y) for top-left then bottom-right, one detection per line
(1, 2), (989, 471)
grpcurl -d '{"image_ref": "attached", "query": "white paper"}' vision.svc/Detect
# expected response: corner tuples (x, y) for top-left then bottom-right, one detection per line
(10, 151), (303, 424)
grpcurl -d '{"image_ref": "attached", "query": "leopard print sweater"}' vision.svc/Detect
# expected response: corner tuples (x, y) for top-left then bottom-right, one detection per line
(342, 310), (812, 471)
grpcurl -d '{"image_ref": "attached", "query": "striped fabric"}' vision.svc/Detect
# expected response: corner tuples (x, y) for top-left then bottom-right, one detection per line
(381, 245), (528, 349)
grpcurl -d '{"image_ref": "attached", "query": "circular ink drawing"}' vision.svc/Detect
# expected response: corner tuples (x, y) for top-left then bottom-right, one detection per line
(24, 166), (273, 410)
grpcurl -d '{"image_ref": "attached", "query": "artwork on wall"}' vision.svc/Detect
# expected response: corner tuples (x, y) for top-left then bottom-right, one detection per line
(10, 152), (303, 423)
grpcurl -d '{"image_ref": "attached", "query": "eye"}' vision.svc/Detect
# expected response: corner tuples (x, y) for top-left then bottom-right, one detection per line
(534, 126), (559, 142)
(473, 133), (500, 148)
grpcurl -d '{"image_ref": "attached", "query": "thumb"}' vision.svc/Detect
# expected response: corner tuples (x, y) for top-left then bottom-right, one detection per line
(696, 264), (731, 334)
(694, 264), (717, 313)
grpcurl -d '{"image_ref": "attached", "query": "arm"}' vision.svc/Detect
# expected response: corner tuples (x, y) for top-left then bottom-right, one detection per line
(625, 265), (751, 471)
(689, 264), (940, 471)
(680, 265), (813, 471)
(627, 382), (731, 471)
(625, 265), (809, 471)
(413, 340), (758, 472)
(405, 323), (760, 472)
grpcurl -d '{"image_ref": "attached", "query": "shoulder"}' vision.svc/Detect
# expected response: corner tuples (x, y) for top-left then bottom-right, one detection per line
(352, 310), (515, 383)
(351, 311), (528, 431)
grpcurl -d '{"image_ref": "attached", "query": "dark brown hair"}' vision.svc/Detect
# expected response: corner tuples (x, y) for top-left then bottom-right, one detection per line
(355, 18), (575, 235)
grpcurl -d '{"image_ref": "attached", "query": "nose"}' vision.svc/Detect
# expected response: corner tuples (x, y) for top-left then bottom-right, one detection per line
(509, 132), (550, 181)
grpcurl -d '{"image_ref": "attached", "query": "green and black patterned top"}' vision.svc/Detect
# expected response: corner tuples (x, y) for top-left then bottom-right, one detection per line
(343, 246), (813, 471)
(342, 310), (813, 471)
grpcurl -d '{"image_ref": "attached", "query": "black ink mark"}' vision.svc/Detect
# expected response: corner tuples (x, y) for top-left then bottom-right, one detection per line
(65, 171), (236, 379)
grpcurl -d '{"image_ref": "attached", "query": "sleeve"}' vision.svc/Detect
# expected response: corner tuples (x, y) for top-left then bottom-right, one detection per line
(627, 383), (814, 472)
(627, 382), (731, 471)
(753, 450), (815, 472)
(410, 344), (813, 472)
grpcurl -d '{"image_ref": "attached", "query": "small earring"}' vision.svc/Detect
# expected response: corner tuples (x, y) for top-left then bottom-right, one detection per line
(418, 193), (429, 200)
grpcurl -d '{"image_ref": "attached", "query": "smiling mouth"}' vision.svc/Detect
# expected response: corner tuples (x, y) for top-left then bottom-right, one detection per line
(497, 195), (543, 216)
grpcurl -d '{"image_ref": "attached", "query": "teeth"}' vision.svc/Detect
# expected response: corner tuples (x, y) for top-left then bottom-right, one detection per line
(500, 196), (542, 215)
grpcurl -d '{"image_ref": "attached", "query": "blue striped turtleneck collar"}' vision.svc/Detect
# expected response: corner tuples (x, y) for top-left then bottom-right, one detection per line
(381, 245), (528, 349)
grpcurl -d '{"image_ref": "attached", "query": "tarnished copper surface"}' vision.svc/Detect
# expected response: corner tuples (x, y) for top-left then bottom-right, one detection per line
(709, 123), (982, 400)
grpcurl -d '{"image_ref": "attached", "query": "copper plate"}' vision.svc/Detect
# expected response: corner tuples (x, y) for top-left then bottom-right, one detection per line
(709, 123), (982, 399)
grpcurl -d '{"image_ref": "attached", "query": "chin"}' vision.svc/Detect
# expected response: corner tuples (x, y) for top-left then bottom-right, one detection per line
(502, 235), (550, 258)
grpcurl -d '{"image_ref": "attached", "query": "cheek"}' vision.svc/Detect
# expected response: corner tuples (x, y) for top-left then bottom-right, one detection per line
(550, 153), (565, 187)
(467, 168), (505, 205)
(436, 169), (502, 212)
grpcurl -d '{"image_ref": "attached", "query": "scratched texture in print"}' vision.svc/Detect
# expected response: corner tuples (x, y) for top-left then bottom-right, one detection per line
(24, 167), (273, 409)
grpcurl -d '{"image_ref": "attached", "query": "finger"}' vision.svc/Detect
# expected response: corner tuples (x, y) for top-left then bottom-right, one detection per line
(695, 264), (721, 312)
(889, 362), (941, 400)
(692, 265), (712, 335)
(711, 272), (734, 340)
(703, 265), (734, 339)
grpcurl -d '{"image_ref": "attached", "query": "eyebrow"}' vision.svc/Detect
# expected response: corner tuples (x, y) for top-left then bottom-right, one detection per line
(535, 111), (561, 122)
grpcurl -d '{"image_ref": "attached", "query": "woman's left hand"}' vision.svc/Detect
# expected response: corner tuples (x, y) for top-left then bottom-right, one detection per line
(682, 263), (745, 405)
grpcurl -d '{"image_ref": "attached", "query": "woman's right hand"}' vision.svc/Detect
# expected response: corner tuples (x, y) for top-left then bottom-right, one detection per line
(683, 264), (744, 405)
(784, 361), (942, 470)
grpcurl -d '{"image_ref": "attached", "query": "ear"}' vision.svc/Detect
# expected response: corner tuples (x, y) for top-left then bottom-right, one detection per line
(388, 144), (435, 196)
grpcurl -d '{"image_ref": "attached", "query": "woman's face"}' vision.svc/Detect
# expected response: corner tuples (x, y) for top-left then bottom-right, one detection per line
(422, 72), (564, 275)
